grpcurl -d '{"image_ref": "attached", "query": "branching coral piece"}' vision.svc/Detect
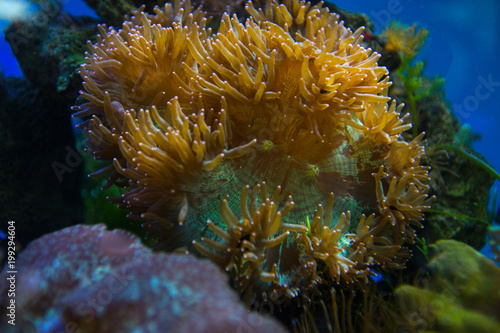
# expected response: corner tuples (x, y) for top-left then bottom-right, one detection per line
(383, 21), (428, 58)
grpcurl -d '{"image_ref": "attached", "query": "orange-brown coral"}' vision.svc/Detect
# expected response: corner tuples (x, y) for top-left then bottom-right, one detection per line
(73, 0), (433, 307)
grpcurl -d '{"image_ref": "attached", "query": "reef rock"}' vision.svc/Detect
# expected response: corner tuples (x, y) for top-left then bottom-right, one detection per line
(395, 239), (500, 333)
(0, 224), (287, 333)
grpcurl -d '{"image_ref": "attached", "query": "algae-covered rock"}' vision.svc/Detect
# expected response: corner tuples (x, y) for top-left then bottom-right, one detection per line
(4, 1), (98, 95)
(395, 239), (500, 333)
(488, 226), (500, 262)
(390, 54), (493, 251)
(83, 0), (139, 25)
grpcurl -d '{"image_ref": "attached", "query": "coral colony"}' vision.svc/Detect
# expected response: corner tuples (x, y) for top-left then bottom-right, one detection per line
(73, 0), (434, 309)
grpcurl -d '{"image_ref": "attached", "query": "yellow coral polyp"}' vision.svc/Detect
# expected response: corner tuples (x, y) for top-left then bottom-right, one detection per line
(383, 21), (429, 57)
(74, 0), (434, 307)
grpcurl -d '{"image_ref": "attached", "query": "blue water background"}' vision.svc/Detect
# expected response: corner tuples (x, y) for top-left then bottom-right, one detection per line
(338, 0), (500, 261)
(340, 0), (500, 214)
(0, 0), (499, 257)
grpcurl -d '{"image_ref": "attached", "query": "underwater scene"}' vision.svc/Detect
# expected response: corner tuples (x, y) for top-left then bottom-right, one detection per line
(0, 0), (499, 332)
